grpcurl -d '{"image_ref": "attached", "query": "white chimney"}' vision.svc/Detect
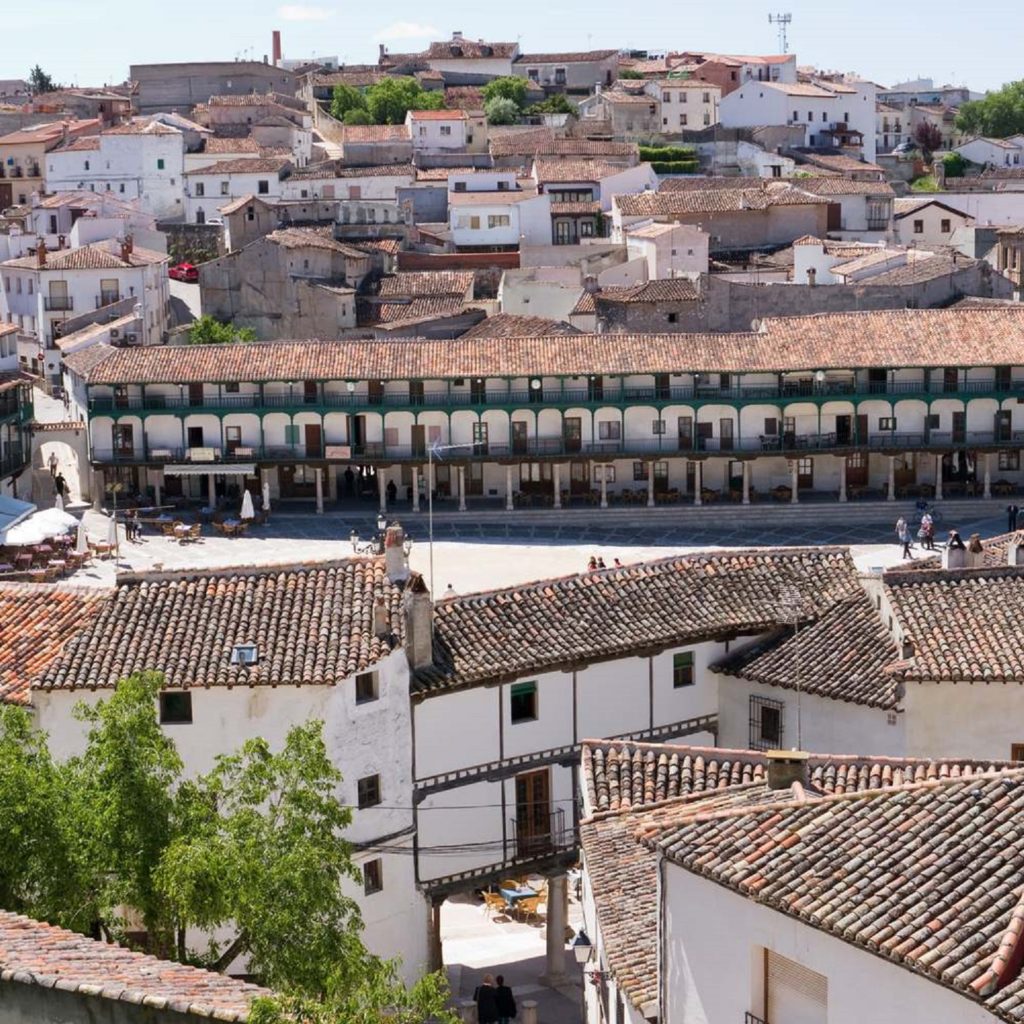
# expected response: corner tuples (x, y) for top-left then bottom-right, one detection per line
(384, 522), (409, 582)
(372, 597), (390, 639)
(402, 573), (434, 671)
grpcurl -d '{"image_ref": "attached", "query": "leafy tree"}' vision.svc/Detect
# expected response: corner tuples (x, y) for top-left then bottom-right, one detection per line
(913, 121), (944, 161)
(188, 315), (256, 345)
(344, 109), (373, 126)
(943, 151), (966, 177)
(481, 76), (528, 110)
(364, 77), (443, 124)
(483, 97), (520, 126)
(330, 84), (368, 122)
(618, 69), (644, 80)
(526, 95), (576, 116)
(28, 65), (57, 93)
(955, 81), (1024, 138)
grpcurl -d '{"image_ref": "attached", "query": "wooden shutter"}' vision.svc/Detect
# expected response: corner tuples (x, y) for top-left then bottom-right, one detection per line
(766, 950), (827, 1023)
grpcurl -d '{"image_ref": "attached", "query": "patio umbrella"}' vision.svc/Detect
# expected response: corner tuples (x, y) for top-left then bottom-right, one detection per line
(107, 515), (118, 548)
(3, 520), (49, 546)
(54, 492), (64, 511)
(33, 508), (80, 535)
(240, 489), (255, 521)
(261, 481), (271, 514)
(75, 521), (89, 555)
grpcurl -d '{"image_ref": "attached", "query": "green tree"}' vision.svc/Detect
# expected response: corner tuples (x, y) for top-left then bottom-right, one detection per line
(618, 69), (643, 80)
(343, 109), (373, 125)
(188, 315), (256, 345)
(364, 77), (443, 124)
(481, 76), (528, 110)
(483, 97), (520, 126)
(955, 81), (1024, 138)
(28, 65), (57, 93)
(526, 95), (576, 116)
(330, 84), (368, 122)
(943, 151), (967, 178)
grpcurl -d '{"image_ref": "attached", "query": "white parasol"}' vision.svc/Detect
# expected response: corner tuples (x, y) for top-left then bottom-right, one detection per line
(261, 481), (271, 514)
(75, 521), (89, 555)
(3, 520), (49, 546)
(107, 516), (118, 547)
(33, 507), (80, 534)
(240, 489), (255, 521)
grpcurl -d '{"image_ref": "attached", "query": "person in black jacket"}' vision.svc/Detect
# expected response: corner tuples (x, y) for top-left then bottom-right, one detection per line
(475, 974), (499, 1024)
(495, 974), (516, 1024)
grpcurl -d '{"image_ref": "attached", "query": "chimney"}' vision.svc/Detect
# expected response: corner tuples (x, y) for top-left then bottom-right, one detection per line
(452, 30), (464, 41)
(402, 573), (434, 672)
(36, 239), (46, 268)
(1009, 539), (1024, 567)
(272, 30), (282, 66)
(384, 521), (409, 582)
(806, 266), (816, 287)
(901, 637), (915, 660)
(966, 532), (984, 568)
(765, 749), (809, 790)
(120, 237), (131, 262)
(372, 596), (390, 639)
(379, 43), (387, 60)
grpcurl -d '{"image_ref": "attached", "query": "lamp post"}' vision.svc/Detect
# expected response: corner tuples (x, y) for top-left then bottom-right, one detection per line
(106, 481), (123, 562)
(778, 585), (803, 749)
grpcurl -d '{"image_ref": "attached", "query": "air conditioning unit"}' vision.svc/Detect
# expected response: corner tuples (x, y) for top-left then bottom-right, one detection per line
(109, 328), (120, 338)
(126, 332), (138, 343)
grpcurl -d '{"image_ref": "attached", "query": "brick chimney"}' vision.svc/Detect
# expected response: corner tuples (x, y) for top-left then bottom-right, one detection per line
(372, 596), (390, 638)
(272, 30), (282, 65)
(36, 239), (46, 268)
(402, 572), (434, 672)
(120, 234), (134, 262)
(766, 749), (809, 790)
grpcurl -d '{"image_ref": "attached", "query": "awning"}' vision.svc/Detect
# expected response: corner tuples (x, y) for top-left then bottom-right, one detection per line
(162, 464), (257, 476)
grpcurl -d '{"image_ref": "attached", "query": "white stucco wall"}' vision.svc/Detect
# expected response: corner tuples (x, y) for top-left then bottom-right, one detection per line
(903, 681), (1024, 759)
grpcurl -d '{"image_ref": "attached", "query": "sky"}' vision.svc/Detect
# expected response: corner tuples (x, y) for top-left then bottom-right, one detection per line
(5, 0), (1023, 93)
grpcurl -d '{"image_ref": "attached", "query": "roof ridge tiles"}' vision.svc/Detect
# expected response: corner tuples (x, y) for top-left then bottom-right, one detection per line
(114, 555), (383, 588)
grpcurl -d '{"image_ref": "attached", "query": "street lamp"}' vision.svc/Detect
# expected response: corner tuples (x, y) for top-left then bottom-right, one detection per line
(376, 512), (387, 534)
(572, 930), (593, 964)
(778, 584), (803, 749)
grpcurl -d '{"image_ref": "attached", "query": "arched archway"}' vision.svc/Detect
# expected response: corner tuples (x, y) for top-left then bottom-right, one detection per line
(31, 424), (90, 505)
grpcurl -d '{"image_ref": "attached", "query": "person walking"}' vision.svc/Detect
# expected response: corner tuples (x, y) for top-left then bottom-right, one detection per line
(474, 974), (499, 1024)
(48, 452), (58, 477)
(895, 516), (907, 546)
(898, 519), (913, 559)
(920, 512), (934, 551)
(1008, 503), (1020, 532)
(495, 975), (516, 1024)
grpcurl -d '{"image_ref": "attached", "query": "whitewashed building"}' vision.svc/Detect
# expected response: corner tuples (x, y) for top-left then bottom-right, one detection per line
(184, 157), (292, 224)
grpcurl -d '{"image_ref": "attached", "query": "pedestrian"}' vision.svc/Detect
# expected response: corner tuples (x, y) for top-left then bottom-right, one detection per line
(613, 557), (622, 567)
(898, 519), (913, 559)
(920, 512), (934, 551)
(48, 452), (58, 477)
(948, 529), (966, 551)
(1008, 503), (1020, 532)
(386, 479), (397, 505)
(596, 557), (606, 569)
(474, 974), (499, 1024)
(495, 975), (516, 1024)
(54, 473), (67, 498)
(443, 582), (456, 599)
(587, 556), (598, 572)
(344, 466), (355, 497)
(895, 516), (907, 545)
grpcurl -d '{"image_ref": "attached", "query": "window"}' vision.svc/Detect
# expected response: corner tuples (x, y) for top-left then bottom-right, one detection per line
(913, 219), (924, 234)
(230, 643), (258, 665)
(598, 421), (621, 440)
(667, 311), (678, 323)
(792, 109), (798, 121)
(593, 464), (615, 482)
(750, 695), (783, 750)
(821, 111), (827, 122)
(497, 180), (510, 191)
(454, 181), (467, 192)
(679, 113), (688, 126)
(157, 158), (165, 170)
(469, 216), (480, 229)
(926, 413), (940, 430)
(257, 180), (269, 194)
(363, 859), (383, 894)
(1012, 744), (1024, 762)
(673, 651), (694, 687)
(703, 113), (710, 125)
(284, 424), (300, 445)
(702, 91), (710, 103)
(510, 681), (538, 723)
(224, 382), (240, 394)
(440, 125), (452, 136)
(941, 218), (951, 233)
(84, 159), (90, 170)
(357, 774), (381, 808)
(652, 419), (666, 434)
(488, 214), (511, 228)
(662, 91), (671, 102)
(159, 691), (193, 724)
(356, 671), (379, 703)
(879, 416), (897, 431)
(633, 461), (648, 481)
(1000, 451), (1020, 471)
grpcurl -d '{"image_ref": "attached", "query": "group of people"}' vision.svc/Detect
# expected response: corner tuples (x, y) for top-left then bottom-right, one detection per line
(48, 453), (68, 501)
(586, 556), (623, 572)
(474, 974), (517, 1024)
(124, 510), (144, 542)
(896, 511), (936, 558)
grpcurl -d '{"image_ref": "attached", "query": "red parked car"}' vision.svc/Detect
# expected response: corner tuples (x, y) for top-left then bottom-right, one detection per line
(168, 262), (199, 283)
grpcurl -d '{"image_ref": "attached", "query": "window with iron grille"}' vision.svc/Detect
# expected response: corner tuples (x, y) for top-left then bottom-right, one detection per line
(749, 695), (783, 750)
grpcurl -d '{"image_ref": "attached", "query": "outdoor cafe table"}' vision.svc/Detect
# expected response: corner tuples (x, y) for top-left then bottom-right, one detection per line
(173, 523), (191, 538)
(499, 885), (537, 905)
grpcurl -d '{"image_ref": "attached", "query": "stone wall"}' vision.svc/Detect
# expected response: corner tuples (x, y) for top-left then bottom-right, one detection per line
(0, 979), (199, 1024)
(156, 220), (224, 261)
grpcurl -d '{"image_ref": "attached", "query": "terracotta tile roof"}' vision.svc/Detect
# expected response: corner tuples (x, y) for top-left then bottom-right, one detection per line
(202, 135), (261, 154)
(711, 592), (902, 709)
(0, 910), (268, 1020)
(550, 201), (602, 215)
(103, 119), (180, 136)
(516, 50), (618, 63)
(570, 291), (596, 315)
(1, 240), (168, 271)
(340, 123), (411, 144)
(265, 227), (370, 259)
(415, 165), (478, 181)
(423, 40), (518, 60)
(54, 135), (101, 152)
(581, 741), (1012, 1016)
(359, 295), (466, 327)
(184, 156), (290, 176)
(347, 237), (401, 257)
(884, 566), (1024, 683)
(0, 585), (109, 705)
(791, 175), (895, 197)
(415, 548), (861, 693)
(35, 559), (404, 692)
(488, 127), (556, 157)
(658, 176), (765, 192)
(218, 193), (255, 215)
(756, 80), (838, 97)
(443, 87), (485, 109)
(863, 253), (980, 286)
(291, 161), (414, 179)
(313, 69), (386, 88)
(616, 184), (829, 216)
(544, 139), (638, 158)
(798, 152), (885, 175)
(592, 279), (700, 304)
(460, 313), (581, 339)
(0, 119), (100, 146)
(377, 270), (473, 298)
(408, 108), (467, 121)
(647, 770), (1024, 1020)
(533, 158), (626, 183)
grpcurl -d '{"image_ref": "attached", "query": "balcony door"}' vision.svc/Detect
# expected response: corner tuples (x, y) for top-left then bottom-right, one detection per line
(305, 423), (322, 458)
(515, 768), (551, 858)
(512, 421), (528, 455)
(563, 416), (582, 454)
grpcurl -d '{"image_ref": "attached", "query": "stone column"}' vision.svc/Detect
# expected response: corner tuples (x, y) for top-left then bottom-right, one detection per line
(790, 460), (799, 504)
(411, 465), (420, 512)
(314, 466), (324, 514)
(693, 461), (702, 506)
(378, 471), (387, 513)
(505, 465), (514, 511)
(887, 456), (896, 501)
(153, 476), (162, 509)
(541, 873), (568, 986)
(647, 464), (655, 507)
(207, 472), (216, 508)
(935, 454), (943, 501)
(838, 457), (847, 502)
(599, 465), (608, 509)
(457, 465), (466, 511)
(553, 463), (561, 509)
(91, 468), (104, 510)
(521, 1002), (538, 1024)
(427, 896), (443, 974)
(741, 461), (750, 505)
(983, 453), (992, 499)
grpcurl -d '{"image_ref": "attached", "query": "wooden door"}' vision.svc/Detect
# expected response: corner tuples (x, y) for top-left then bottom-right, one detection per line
(570, 461), (588, 494)
(563, 416), (582, 454)
(188, 383), (203, 406)
(835, 415), (851, 445)
(470, 378), (486, 404)
(856, 414), (868, 443)
(411, 425), (426, 456)
(588, 377), (603, 402)
(303, 381), (318, 404)
(368, 380), (383, 404)
(225, 426), (241, 453)
(846, 452), (868, 486)
(187, 426), (204, 448)
(352, 415), (366, 448)
(678, 415), (693, 451)
(696, 422), (713, 451)
(719, 418), (734, 451)
(943, 368), (959, 393)
(410, 381), (424, 405)
(515, 769), (551, 858)
(996, 410), (1012, 442)
(512, 421), (528, 455)
(305, 423), (322, 457)
(952, 411), (966, 444)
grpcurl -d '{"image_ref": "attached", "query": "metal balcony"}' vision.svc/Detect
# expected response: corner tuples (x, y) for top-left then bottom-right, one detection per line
(43, 296), (74, 311)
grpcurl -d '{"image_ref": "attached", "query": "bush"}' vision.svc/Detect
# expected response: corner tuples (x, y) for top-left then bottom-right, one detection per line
(943, 152), (966, 178)
(188, 315), (256, 345)
(343, 108), (372, 125)
(526, 95), (576, 115)
(650, 161), (700, 174)
(618, 69), (643, 80)
(481, 76), (528, 110)
(484, 97), (520, 125)
(640, 145), (697, 162)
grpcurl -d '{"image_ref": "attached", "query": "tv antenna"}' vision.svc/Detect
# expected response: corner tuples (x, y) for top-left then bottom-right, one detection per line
(768, 12), (792, 53)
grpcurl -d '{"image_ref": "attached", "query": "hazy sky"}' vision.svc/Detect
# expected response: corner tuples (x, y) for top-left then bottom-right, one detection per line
(5, 0), (1021, 93)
